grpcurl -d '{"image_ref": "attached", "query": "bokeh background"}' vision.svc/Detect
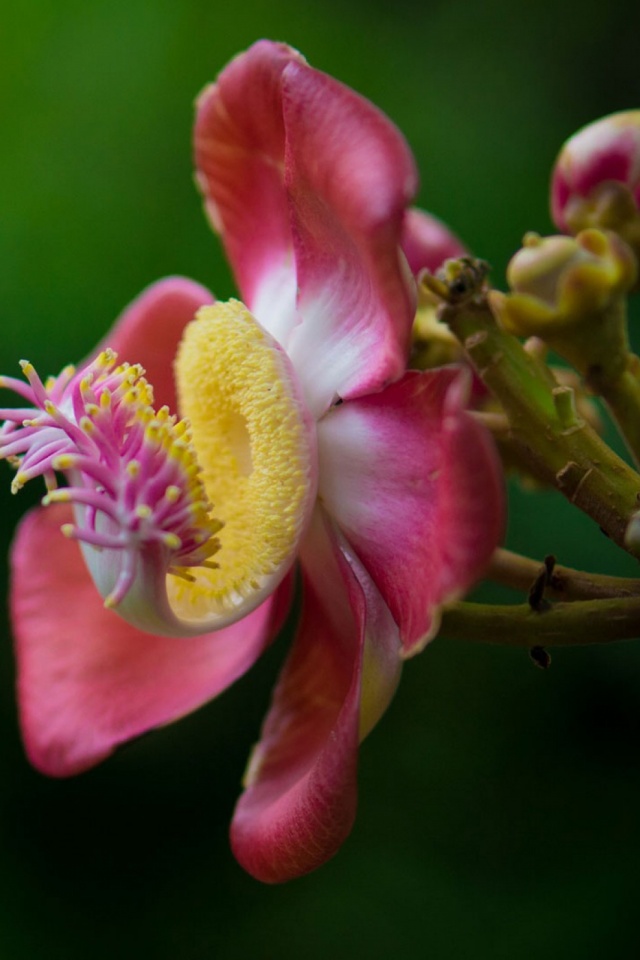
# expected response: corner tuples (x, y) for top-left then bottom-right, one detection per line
(2, 1), (640, 956)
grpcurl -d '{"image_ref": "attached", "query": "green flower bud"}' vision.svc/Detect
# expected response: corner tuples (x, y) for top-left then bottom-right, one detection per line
(490, 230), (637, 385)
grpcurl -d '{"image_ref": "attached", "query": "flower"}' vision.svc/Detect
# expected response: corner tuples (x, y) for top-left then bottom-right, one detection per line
(2, 41), (503, 882)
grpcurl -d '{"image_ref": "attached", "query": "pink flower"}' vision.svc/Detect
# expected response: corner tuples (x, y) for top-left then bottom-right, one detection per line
(2, 41), (503, 882)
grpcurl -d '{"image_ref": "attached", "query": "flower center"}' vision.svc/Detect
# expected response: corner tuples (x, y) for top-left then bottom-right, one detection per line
(171, 299), (317, 622)
(0, 351), (222, 609)
(0, 302), (317, 635)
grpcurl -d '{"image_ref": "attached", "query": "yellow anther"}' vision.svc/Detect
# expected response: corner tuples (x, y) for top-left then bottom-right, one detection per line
(99, 349), (116, 367)
(43, 489), (71, 504)
(163, 532), (182, 550)
(52, 454), (76, 470)
(11, 473), (28, 494)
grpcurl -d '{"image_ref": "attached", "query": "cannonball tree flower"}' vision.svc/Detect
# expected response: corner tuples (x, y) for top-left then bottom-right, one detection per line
(551, 111), (640, 266)
(1, 40), (503, 883)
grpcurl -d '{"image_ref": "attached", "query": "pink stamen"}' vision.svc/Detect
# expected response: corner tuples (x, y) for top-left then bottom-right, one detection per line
(0, 351), (222, 607)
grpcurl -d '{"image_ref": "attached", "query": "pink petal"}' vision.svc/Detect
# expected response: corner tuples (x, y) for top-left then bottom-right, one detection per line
(194, 41), (302, 343)
(11, 503), (285, 777)
(401, 207), (467, 276)
(230, 509), (401, 883)
(317, 368), (504, 656)
(94, 276), (214, 409)
(194, 41), (418, 418)
(282, 60), (418, 415)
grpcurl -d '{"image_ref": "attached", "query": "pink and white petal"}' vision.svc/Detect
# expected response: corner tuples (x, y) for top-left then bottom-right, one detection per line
(11, 503), (284, 778)
(317, 368), (504, 656)
(551, 115), (640, 230)
(94, 276), (213, 410)
(401, 207), (467, 277)
(282, 61), (418, 417)
(230, 509), (402, 884)
(194, 41), (302, 342)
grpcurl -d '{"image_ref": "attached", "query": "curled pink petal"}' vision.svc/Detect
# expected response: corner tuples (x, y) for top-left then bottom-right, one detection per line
(401, 207), (467, 276)
(195, 40), (418, 417)
(95, 276), (214, 409)
(283, 60), (418, 415)
(230, 509), (401, 883)
(11, 504), (285, 777)
(317, 368), (504, 655)
(194, 41), (302, 343)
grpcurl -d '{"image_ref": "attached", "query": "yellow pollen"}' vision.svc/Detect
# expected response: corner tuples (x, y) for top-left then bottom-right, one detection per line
(163, 532), (182, 550)
(52, 454), (76, 470)
(11, 472), (28, 493)
(43, 490), (71, 504)
(170, 299), (316, 621)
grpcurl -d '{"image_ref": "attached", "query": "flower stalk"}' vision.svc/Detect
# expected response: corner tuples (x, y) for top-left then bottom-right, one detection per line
(426, 262), (640, 558)
(487, 548), (640, 601)
(441, 595), (640, 647)
(589, 350), (640, 467)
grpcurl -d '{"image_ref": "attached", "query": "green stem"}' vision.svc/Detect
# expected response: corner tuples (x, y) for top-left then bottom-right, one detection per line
(442, 298), (640, 558)
(488, 548), (640, 600)
(440, 597), (640, 646)
(593, 362), (640, 468)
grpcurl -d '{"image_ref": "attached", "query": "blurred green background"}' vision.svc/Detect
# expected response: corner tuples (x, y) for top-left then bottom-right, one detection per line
(2, 1), (640, 957)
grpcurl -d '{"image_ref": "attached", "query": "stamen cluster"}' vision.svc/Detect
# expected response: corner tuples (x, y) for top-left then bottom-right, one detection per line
(0, 350), (222, 607)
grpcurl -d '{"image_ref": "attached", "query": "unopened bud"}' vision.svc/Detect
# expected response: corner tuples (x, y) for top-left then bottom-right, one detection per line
(491, 230), (637, 383)
(551, 111), (640, 266)
(406, 210), (469, 370)
(402, 208), (467, 278)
